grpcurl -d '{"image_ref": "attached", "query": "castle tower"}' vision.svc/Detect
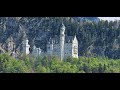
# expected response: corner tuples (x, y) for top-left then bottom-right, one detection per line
(32, 45), (41, 57)
(60, 22), (65, 61)
(22, 39), (30, 55)
(72, 34), (78, 58)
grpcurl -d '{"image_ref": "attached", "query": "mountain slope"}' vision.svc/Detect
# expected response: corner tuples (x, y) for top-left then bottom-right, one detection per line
(0, 17), (120, 59)
(73, 17), (99, 22)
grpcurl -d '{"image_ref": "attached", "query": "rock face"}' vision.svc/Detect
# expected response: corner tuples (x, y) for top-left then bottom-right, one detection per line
(0, 17), (120, 59)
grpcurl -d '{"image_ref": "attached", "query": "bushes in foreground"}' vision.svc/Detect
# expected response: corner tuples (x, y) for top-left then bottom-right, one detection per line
(0, 53), (120, 73)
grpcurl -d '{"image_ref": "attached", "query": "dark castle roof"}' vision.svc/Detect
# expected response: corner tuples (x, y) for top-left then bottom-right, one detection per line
(47, 36), (75, 44)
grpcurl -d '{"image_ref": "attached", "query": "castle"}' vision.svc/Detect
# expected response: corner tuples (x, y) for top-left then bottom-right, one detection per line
(22, 23), (78, 60)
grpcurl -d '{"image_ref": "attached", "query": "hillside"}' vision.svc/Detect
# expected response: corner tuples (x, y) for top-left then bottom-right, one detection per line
(73, 17), (99, 22)
(0, 53), (120, 73)
(0, 17), (120, 59)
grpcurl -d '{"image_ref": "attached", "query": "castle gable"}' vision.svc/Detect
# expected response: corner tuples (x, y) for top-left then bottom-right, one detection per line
(72, 35), (78, 44)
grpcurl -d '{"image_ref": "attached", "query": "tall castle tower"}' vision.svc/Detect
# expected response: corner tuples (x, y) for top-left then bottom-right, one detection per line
(20, 24), (30, 55)
(22, 39), (30, 55)
(60, 22), (65, 61)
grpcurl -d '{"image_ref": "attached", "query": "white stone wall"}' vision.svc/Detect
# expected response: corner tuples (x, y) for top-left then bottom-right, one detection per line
(60, 23), (65, 61)
(23, 40), (30, 55)
(60, 34), (65, 61)
(46, 37), (78, 59)
(32, 46), (41, 57)
(72, 36), (78, 58)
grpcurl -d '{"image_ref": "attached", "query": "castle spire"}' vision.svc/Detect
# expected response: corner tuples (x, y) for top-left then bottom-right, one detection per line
(22, 38), (30, 55)
(73, 33), (78, 43)
(74, 33), (77, 39)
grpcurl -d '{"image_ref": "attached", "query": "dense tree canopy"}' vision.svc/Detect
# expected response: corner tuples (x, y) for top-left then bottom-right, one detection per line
(0, 53), (120, 73)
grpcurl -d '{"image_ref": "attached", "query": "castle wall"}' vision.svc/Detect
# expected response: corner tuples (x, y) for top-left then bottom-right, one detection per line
(22, 40), (30, 55)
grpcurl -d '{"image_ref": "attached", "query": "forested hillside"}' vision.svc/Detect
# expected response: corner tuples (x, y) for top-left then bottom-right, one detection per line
(0, 53), (120, 73)
(0, 17), (120, 59)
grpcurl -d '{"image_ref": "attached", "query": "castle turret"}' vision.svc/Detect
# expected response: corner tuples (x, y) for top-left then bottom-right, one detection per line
(72, 34), (78, 58)
(60, 22), (65, 61)
(32, 45), (41, 57)
(22, 39), (30, 55)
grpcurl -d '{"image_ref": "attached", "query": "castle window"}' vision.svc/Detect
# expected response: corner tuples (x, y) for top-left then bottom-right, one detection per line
(73, 46), (77, 54)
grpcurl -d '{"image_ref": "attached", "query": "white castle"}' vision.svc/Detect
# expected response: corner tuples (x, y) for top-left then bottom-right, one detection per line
(22, 23), (78, 61)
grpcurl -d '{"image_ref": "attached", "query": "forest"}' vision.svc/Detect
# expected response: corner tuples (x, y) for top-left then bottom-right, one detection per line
(0, 17), (120, 73)
(0, 17), (120, 59)
(0, 53), (120, 73)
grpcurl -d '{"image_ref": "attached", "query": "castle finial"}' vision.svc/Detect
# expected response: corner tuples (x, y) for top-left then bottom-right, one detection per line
(73, 33), (78, 42)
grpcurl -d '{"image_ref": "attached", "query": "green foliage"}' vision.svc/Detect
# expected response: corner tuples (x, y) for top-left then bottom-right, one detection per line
(0, 53), (120, 73)
(3, 59), (30, 73)
(0, 53), (30, 73)
(35, 65), (47, 73)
